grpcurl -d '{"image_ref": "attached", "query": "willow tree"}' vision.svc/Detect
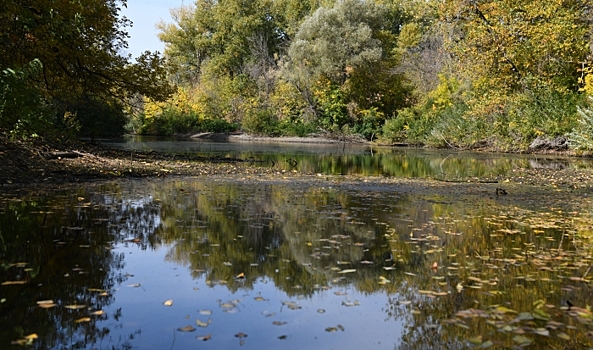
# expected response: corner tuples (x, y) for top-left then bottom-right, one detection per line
(282, 0), (412, 135)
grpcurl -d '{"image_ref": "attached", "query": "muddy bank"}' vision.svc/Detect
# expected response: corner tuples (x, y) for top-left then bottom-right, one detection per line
(1, 133), (593, 201)
(187, 131), (368, 144)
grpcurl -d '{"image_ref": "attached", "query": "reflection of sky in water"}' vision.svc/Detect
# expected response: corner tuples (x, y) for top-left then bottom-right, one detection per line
(108, 244), (404, 349)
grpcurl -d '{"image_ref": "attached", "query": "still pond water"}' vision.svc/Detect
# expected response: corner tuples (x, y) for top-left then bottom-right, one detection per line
(2, 138), (593, 349)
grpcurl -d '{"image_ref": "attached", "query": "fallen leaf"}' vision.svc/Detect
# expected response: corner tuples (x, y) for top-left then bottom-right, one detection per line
(178, 325), (196, 332)
(37, 300), (56, 309)
(197, 334), (211, 341)
(75, 317), (91, 323)
(196, 318), (212, 328)
(512, 335), (532, 346)
(2, 281), (27, 285)
(163, 299), (173, 306)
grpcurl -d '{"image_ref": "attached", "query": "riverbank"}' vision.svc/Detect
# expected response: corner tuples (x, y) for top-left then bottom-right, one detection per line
(1, 133), (593, 195)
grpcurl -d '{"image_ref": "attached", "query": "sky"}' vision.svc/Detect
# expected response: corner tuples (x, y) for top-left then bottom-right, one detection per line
(120, 0), (186, 58)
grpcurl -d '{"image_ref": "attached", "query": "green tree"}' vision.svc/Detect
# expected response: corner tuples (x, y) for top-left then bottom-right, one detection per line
(158, 0), (283, 82)
(439, 0), (591, 93)
(285, 0), (384, 85)
(281, 0), (412, 135)
(0, 0), (172, 139)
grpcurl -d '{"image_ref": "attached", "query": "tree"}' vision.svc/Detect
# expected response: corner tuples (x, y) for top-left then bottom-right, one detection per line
(280, 0), (413, 134)
(0, 0), (172, 138)
(158, 0), (284, 83)
(285, 0), (384, 85)
(439, 0), (592, 93)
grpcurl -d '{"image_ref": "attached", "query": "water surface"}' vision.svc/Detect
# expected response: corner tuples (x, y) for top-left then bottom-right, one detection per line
(2, 174), (593, 349)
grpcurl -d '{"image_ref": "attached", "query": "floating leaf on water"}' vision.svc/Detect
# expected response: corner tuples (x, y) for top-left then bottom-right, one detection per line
(378, 276), (391, 285)
(467, 335), (483, 345)
(235, 272), (245, 279)
(199, 309), (212, 315)
(399, 300), (412, 306)
(517, 312), (534, 320)
(64, 304), (87, 310)
(334, 291), (347, 296)
(287, 304), (301, 310)
(480, 340), (494, 348)
(512, 335), (532, 346)
(235, 332), (247, 339)
(90, 310), (104, 316)
(326, 327), (338, 332)
(75, 317), (91, 323)
(493, 306), (517, 314)
(556, 332), (571, 340)
(127, 283), (141, 288)
(383, 267), (396, 271)
(317, 309), (326, 314)
(341, 300), (360, 307)
(360, 260), (373, 265)
(2, 280), (27, 285)
(254, 296), (268, 302)
(282, 301), (301, 310)
(223, 262), (232, 266)
(196, 318), (212, 328)
(533, 328), (550, 337)
(37, 300), (56, 308)
(163, 300), (173, 306)
(532, 309), (550, 321)
(278, 335), (287, 340)
(404, 272), (417, 276)
(196, 334), (211, 341)
(337, 269), (357, 274)
(272, 321), (287, 326)
(220, 303), (234, 308)
(10, 333), (37, 346)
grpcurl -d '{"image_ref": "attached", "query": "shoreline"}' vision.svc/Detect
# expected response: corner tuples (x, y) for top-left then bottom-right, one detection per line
(1, 133), (592, 193)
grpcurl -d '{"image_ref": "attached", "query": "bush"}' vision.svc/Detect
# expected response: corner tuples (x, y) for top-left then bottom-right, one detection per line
(0, 60), (53, 140)
(568, 98), (593, 151)
(241, 109), (280, 136)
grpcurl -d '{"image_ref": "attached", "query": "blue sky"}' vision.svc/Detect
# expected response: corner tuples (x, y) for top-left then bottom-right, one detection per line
(120, 0), (186, 57)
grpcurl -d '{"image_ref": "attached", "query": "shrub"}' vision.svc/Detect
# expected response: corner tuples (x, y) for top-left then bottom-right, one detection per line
(241, 108), (280, 136)
(568, 98), (593, 151)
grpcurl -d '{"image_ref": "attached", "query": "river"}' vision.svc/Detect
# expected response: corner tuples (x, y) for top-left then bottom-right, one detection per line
(1, 137), (593, 349)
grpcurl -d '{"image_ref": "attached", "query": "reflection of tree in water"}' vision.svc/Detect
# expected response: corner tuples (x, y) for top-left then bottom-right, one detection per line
(140, 179), (593, 349)
(0, 185), (162, 349)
